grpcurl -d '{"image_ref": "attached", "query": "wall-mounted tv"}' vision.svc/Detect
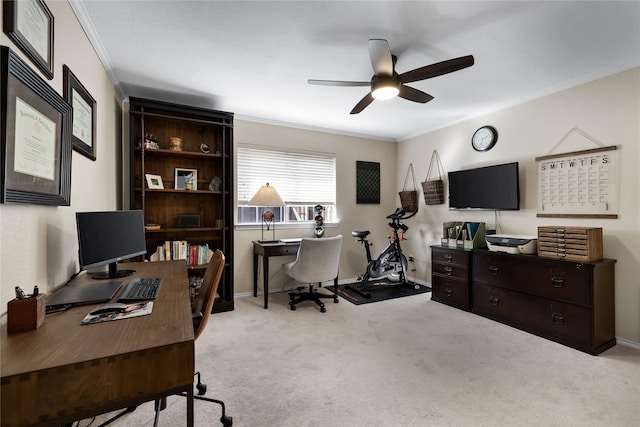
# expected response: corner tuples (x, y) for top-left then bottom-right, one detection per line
(448, 162), (520, 210)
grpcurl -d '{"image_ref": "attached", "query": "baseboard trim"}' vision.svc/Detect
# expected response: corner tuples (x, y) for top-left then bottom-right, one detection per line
(615, 337), (640, 351)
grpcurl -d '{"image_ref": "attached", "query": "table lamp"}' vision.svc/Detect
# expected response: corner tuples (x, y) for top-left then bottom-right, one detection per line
(249, 183), (285, 243)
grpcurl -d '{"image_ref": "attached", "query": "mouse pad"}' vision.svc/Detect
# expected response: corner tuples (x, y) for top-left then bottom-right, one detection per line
(46, 281), (123, 308)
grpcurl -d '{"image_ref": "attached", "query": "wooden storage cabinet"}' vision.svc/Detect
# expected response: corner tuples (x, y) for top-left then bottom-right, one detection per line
(537, 226), (603, 262)
(473, 250), (615, 355)
(129, 97), (234, 312)
(431, 246), (472, 310)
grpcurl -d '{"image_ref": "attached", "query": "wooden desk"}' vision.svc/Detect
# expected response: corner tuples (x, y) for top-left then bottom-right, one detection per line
(1, 261), (195, 427)
(253, 240), (300, 309)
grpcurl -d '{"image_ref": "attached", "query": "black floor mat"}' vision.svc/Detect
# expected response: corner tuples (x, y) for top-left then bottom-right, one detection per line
(336, 280), (430, 305)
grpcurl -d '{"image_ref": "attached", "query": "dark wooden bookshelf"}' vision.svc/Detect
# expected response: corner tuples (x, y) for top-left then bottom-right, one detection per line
(129, 97), (234, 313)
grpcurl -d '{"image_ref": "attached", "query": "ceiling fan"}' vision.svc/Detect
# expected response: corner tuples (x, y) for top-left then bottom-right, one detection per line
(308, 39), (474, 114)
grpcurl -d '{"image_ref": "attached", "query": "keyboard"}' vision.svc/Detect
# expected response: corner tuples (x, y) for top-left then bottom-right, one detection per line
(118, 278), (162, 302)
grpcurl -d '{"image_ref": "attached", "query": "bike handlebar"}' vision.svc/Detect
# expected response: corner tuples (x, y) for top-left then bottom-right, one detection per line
(386, 207), (418, 221)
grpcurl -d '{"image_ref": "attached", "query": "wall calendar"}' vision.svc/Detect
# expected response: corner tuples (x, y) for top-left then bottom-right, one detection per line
(536, 145), (618, 218)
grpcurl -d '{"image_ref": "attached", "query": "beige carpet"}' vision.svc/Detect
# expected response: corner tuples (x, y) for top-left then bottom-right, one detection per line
(84, 291), (639, 427)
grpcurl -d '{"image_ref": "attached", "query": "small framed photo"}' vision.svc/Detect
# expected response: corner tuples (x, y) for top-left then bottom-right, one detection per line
(63, 65), (97, 161)
(145, 173), (164, 189)
(175, 168), (198, 190)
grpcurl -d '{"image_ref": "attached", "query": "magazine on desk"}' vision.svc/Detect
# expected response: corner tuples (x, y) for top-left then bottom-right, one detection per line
(81, 302), (154, 325)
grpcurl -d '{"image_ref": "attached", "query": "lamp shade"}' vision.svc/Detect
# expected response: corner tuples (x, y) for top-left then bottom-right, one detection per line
(249, 183), (285, 206)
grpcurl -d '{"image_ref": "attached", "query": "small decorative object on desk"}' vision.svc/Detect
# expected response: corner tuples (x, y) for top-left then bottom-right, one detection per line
(209, 176), (222, 191)
(200, 142), (210, 153)
(7, 294), (45, 334)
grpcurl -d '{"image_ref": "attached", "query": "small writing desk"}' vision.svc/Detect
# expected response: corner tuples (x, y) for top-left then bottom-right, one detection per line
(1, 260), (195, 427)
(253, 240), (300, 309)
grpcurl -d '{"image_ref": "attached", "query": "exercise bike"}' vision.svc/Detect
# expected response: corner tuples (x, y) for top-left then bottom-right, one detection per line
(347, 207), (419, 298)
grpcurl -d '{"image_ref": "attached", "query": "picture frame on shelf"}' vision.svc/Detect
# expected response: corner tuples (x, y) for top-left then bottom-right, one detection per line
(145, 173), (164, 189)
(1, 47), (72, 206)
(175, 168), (197, 190)
(63, 65), (97, 161)
(2, 0), (54, 79)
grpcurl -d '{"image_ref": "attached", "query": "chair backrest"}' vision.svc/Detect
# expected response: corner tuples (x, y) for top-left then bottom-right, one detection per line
(193, 249), (225, 340)
(286, 235), (343, 283)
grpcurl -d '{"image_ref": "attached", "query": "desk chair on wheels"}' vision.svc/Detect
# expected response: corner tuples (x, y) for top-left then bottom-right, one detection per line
(181, 248), (233, 427)
(282, 235), (343, 313)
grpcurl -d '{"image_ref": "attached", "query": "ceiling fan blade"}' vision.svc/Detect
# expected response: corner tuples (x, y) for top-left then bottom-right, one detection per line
(350, 93), (375, 114)
(400, 55), (475, 84)
(368, 39), (393, 76)
(308, 79), (370, 87)
(398, 85), (434, 103)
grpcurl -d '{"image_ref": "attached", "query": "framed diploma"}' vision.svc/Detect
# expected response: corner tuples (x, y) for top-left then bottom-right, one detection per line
(1, 47), (72, 206)
(63, 65), (97, 160)
(2, 0), (54, 79)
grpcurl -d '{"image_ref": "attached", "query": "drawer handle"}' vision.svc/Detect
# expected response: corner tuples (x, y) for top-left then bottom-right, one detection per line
(444, 254), (452, 262)
(488, 265), (499, 275)
(444, 287), (453, 297)
(551, 276), (565, 288)
(489, 295), (499, 306)
(444, 266), (453, 275)
(552, 313), (565, 325)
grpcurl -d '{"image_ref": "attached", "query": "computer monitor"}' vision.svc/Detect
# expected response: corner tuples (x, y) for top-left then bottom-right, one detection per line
(76, 210), (147, 279)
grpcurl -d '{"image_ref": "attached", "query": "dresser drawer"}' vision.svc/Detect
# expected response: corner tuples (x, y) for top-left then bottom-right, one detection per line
(432, 262), (468, 280)
(432, 276), (470, 310)
(473, 282), (591, 346)
(474, 251), (592, 305)
(432, 247), (470, 267)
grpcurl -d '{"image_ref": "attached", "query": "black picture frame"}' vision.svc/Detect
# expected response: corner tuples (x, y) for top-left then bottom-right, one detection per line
(1, 46), (72, 206)
(356, 161), (380, 204)
(63, 65), (97, 161)
(2, 0), (54, 80)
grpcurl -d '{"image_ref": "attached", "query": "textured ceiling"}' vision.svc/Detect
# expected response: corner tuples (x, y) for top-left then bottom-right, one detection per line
(71, 1), (640, 141)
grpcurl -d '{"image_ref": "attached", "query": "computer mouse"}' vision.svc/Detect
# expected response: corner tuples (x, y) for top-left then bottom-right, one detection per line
(89, 302), (129, 315)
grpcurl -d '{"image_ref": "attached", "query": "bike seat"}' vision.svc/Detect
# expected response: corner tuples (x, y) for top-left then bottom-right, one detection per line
(352, 230), (370, 239)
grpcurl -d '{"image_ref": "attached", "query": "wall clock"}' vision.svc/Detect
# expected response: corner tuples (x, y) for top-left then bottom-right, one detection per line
(472, 126), (498, 152)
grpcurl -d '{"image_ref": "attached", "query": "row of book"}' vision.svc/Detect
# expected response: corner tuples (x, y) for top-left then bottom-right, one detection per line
(150, 241), (212, 266)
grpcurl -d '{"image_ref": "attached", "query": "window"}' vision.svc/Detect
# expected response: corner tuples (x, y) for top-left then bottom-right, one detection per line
(237, 145), (336, 225)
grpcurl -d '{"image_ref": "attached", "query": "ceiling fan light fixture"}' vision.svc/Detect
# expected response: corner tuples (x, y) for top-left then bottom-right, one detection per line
(371, 81), (399, 100)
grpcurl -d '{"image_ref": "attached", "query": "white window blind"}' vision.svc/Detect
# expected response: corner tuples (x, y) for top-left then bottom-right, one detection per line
(237, 146), (336, 205)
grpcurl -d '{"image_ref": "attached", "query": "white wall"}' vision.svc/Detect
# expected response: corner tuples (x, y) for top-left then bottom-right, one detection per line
(233, 120), (397, 295)
(397, 68), (640, 344)
(0, 1), (122, 313)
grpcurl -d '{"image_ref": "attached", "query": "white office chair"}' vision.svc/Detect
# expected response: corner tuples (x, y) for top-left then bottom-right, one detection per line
(282, 235), (343, 312)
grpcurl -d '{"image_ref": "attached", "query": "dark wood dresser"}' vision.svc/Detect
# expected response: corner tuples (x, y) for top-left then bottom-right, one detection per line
(431, 246), (472, 311)
(473, 250), (616, 355)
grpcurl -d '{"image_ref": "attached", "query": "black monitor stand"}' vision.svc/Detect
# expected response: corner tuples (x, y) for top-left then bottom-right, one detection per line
(92, 262), (136, 280)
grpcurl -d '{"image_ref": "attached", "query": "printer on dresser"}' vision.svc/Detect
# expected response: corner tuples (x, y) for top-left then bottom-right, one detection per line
(430, 226), (616, 355)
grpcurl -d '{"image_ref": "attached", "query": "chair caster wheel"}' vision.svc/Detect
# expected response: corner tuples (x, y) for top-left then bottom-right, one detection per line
(196, 382), (207, 395)
(290, 303), (296, 310)
(333, 298), (339, 303)
(320, 306), (326, 313)
(221, 415), (233, 426)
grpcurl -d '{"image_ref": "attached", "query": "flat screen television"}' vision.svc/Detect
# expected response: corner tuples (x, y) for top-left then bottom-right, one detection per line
(448, 162), (520, 210)
(76, 210), (147, 279)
